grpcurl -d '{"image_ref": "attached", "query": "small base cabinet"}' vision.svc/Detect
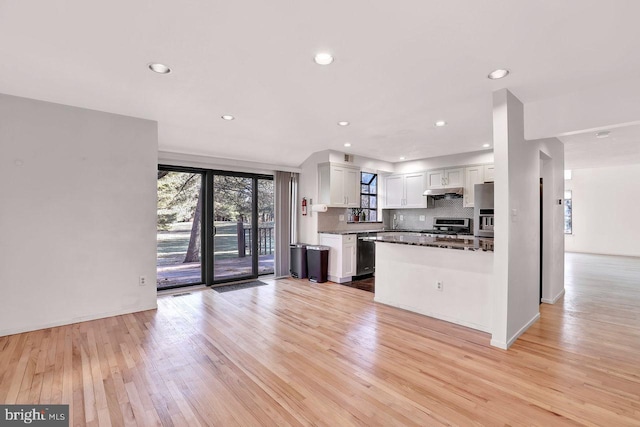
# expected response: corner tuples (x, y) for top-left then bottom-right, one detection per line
(318, 234), (356, 283)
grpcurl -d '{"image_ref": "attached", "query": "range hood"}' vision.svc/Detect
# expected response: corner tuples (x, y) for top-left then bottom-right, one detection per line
(422, 187), (464, 199)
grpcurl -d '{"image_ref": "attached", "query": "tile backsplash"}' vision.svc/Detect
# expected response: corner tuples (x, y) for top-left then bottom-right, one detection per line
(315, 198), (473, 232)
(317, 208), (384, 232)
(382, 198), (474, 230)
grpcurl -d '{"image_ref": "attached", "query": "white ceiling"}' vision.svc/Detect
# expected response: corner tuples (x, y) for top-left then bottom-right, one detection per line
(1, 0), (640, 168)
(561, 124), (640, 170)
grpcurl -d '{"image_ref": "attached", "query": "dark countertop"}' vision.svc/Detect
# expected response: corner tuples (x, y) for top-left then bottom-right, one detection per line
(374, 234), (494, 252)
(318, 229), (385, 235)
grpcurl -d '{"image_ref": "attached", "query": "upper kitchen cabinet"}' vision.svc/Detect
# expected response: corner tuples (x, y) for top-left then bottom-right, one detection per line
(427, 167), (464, 189)
(383, 172), (428, 209)
(318, 163), (361, 207)
(463, 165), (485, 208)
(483, 164), (495, 183)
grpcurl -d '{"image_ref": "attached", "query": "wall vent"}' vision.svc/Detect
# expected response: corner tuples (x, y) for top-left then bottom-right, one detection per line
(172, 292), (192, 297)
(344, 154), (354, 163)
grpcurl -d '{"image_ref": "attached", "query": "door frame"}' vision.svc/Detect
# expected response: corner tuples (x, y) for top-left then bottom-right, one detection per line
(158, 165), (273, 288)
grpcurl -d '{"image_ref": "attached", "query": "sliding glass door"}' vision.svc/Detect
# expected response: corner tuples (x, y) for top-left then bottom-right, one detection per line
(212, 175), (254, 282)
(156, 169), (204, 289)
(211, 174), (275, 283)
(157, 166), (274, 290)
(257, 178), (275, 276)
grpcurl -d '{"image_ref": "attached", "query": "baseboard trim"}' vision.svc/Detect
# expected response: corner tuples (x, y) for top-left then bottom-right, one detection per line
(327, 275), (352, 284)
(374, 297), (490, 333)
(0, 303), (158, 337)
(541, 288), (565, 304)
(507, 312), (541, 349)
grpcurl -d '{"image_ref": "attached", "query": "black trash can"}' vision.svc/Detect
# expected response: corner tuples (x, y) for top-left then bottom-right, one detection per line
(290, 244), (308, 279)
(306, 245), (329, 283)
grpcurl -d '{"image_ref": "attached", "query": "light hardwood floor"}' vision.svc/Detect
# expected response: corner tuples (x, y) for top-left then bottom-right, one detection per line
(1, 252), (639, 426)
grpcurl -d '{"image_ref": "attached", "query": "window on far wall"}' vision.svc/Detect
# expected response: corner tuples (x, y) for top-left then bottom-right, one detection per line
(360, 172), (378, 222)
(564, 190), (572, 234)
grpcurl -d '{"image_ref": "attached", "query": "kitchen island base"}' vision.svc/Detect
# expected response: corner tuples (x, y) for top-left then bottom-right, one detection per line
(374, 241), (493, 332)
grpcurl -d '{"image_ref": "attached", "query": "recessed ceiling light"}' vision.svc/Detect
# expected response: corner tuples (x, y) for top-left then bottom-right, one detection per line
(488, 69), (510, 80)
(434, 120), (447, 127)
(344, 143), (351, 147)
(338, 121), (350, 126)
(148, 63), (171, 74)
(314, 52), (334, 65)
(221, 115), (235, 121)
(596, 131), (610, 138)
(482, 143), (491, 148)
(399, 156), (406, 160)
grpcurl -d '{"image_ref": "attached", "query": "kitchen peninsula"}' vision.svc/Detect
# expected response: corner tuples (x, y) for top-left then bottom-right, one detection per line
(374, 234), (494, 332)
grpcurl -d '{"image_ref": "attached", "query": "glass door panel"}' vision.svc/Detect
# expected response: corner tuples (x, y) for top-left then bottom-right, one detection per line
(258, 178), (275, 275)
(213, 175), (254, 282)
(157, 170), (203, 289)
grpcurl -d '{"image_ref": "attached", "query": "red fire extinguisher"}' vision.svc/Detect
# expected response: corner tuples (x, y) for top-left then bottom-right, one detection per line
(301, 197), (308, 216)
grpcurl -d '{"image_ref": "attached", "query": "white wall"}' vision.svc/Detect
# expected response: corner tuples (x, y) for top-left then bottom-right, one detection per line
(0, 94), (158, 336)
(158, 150), (301, 175)
(491, 89), (565, 349)
(565, 165), (640, 257)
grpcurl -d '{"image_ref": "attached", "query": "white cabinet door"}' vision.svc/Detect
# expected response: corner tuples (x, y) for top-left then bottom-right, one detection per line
(319, 164), (361, 207)
(404, 172), (427, 208)
(343, 167), (360, 207)
(427, 170), (444, 189)
(428, 168), (463, 189)
(319, 234), (340, 277)
(444, 168), (464, 187)
(383, 175), (404, 208)
(464, 166), (484, 208)
(483, 164), (495, 183)
(342, 241), (357, 277)
(318, 234), (356, 282)
(329, 165), (347, 206)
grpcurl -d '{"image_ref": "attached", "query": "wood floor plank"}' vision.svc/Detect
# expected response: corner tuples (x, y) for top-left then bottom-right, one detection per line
(1, 252), (640, 426)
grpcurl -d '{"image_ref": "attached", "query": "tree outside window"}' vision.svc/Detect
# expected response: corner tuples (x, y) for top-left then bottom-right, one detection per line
(564, 190), (572, 234)
(360, 172), (377, 222)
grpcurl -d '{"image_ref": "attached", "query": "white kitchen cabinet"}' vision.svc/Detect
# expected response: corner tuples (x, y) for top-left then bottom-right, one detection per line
(483, 164), (495, 183)
(318, 233), (356, 283)
(463, 165), (485, 207)
(318, 163), (361, 207)
(383, 172), (428, 208)
(383, 175), (404, 208)
(427, 168), (464, 189)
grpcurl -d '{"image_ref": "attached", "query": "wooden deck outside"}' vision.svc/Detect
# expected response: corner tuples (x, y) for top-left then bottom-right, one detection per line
(1, 252), (639, 425)
(157, 255), (274, 289)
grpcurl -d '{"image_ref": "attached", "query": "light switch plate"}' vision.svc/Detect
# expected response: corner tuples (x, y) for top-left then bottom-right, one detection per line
(419, 215), (426, 221)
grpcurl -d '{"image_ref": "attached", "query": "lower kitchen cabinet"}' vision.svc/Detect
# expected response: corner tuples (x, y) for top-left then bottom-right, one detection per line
(318, 234), (356, 283)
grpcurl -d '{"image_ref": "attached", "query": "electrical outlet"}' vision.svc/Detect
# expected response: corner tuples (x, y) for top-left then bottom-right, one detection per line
(419, 215), (426, 221)
(400, 215), (404, 221)
(339, 214), (345, 221)
(436, 281), (443, 291)
(139, 275), (147, 286)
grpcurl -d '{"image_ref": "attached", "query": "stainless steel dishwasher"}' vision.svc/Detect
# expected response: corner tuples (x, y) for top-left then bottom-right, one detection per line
(356, 232), (376, 276)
